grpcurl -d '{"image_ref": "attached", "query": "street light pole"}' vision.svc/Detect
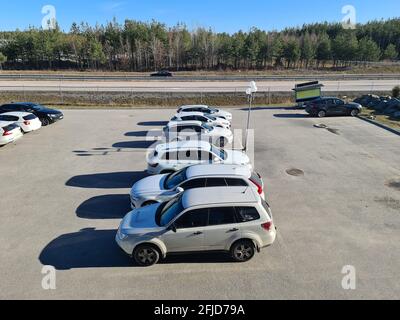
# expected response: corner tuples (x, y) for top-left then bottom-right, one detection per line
(244, 81), (257, 152)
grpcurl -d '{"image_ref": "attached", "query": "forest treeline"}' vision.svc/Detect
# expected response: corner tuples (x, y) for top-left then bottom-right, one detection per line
(0, 18), (399, 71)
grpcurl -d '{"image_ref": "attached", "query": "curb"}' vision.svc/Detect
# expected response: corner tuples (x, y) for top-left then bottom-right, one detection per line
(357, 116), (400, 136)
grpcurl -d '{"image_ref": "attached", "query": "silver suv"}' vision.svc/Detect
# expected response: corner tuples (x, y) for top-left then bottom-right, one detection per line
(130, 164), (265, 209)
(116, 187), (276, 266)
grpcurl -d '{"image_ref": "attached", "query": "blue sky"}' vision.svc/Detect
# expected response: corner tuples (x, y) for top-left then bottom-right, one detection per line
(0, 0), (399, 33)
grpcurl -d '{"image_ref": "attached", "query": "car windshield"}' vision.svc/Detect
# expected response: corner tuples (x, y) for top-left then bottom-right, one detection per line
(156, 195), (184, 227)
(205, 115), (217, 121)
(209, 108), (219, 114)
(210, 145), (227, 160)
(164, 168), (187, 190)
(29, 104), (45, 111)
(201, 123), (213, 131)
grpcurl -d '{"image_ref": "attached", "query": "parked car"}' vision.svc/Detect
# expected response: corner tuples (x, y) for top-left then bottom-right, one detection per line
(305, 97), (363, 118)
(150, 70), (173, 77)
(0, 112), (42, 133)
(130, 164), (265, 209)
(116, 186), (276, 266)
(0, 103), (64, 126)
(163, 121), (233, 147)
(177, 105), (233, 121)
(172, 112), (231, 129)
(146, 140), (252, 175)
(0, 122), (23, 146)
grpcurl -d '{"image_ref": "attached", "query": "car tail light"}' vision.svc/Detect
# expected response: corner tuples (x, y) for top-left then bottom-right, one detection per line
(24, 121), (31, 125)
(262, 222), (272, 231)
(2, 130), (12, 136)
(149, 163), (159, 168)
(250, 178), (263, 195)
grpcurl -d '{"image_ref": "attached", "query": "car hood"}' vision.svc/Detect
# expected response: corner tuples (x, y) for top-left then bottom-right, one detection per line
(214, 110), (232, 119)
(131, 174), (168, 196)
(120, 204), (164, 234)
(37, 108), (62, 115)
(224, 149), (250, 165)
(347, 102), (362, 108)
(210, 127), (232, 137)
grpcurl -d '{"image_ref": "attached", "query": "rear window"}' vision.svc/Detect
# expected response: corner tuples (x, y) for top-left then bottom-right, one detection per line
(225, 178), (248, 187)
(0, 115), (18, 121)
(23, 114), (37, 121)
(261, 200), (271, 218)
(2, 123), (19, 132)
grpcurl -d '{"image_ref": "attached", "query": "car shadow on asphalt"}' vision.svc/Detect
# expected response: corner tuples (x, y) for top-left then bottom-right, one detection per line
(76, 194), (131, 219)
(138, 121), (168, 127)
(112, 141), (157, 149)
(39, 228), (235, 270)
(39, 228), (133, 270)
(66, 171), (147, 189)
(239, 106), (297, 111)
(125, 130), (163, 138)
(273, 113), (310, 119)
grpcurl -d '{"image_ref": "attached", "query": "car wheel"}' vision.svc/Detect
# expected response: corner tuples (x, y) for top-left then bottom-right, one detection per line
(317, 110), (326, 118)
(133, 244), (160, 267)
(230, 240), (255, 263)
(217, 137), (227, 148)
(351, 109), (359, 117)
(40, 117), (50, 126)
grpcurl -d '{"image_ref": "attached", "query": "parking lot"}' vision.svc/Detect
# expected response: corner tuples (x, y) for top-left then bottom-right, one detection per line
(0, 106), (399, 300)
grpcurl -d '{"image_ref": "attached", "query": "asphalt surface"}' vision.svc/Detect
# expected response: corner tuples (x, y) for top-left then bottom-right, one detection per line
(0, 79), (397, 93)
(0, 107), (399, 299)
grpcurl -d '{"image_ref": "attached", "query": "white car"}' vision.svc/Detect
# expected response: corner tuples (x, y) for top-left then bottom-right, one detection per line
(0, 122), (23, 146)
(177, 105), (233, 121)
(0, 112), (42, 133)
(163, 121), (233, 147)
(130, 164), (265, 208)
(116, 186), (276, 266)
(147, 140), (252, 175)
(171, 112), (231, 129)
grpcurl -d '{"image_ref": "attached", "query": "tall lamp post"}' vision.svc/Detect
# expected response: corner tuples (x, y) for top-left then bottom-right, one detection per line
(244, 81), (257, 152)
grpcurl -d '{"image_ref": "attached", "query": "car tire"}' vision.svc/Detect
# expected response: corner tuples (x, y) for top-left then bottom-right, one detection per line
(40, 117), (50, 126)
(217, 137), (227, 148)
(317, 110), (326, 118)
(351, 109), (359, 117)
(230, 240), (255, 263)
(133, 244), (160, 267)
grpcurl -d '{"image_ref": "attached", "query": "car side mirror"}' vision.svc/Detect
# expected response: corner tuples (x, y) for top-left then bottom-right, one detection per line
(169, 224), (177, 233)
(175, 187), (184, 194)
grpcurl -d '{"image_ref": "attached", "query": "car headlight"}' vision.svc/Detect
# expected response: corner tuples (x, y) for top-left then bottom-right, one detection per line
(117, 229), (128, 240)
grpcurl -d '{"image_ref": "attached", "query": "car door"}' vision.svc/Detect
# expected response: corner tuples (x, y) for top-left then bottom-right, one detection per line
(161, 208), (208, 253)
(202, 207), (240, 251)
(334, 99), (348, 115)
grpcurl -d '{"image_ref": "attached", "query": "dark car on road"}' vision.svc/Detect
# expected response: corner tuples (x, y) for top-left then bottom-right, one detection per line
(305, 97), (362, 118)
(150, 70), (173, 77)
(0, 103), (64, 126)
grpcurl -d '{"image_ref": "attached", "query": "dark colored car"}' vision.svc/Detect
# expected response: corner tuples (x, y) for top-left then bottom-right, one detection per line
(0, 103), (64, 126)
(150, 70), (173, 77)
(305, 97), (362, 118)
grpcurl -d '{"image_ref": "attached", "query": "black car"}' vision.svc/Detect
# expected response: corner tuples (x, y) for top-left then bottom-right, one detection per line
(0, 103), (64, 126)
(150, 70), (173, 77)
(305, 97), (363, 118)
